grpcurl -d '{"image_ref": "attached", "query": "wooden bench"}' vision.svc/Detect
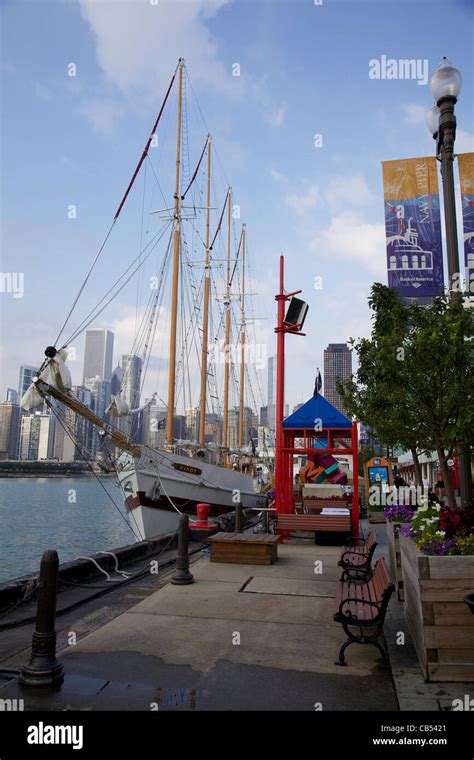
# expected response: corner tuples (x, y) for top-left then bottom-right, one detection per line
(333, 558), (394, 667)
(209, 532), (279, 565)
(338, 530), (377, 574)
(277, 513), (351, 541)
(303, 498), (352, 514)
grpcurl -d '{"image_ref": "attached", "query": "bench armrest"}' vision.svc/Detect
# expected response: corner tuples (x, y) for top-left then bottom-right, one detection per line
(338, 597), (381, 619)
(340, 548), (368, 563)
(341, 566), (372, 582)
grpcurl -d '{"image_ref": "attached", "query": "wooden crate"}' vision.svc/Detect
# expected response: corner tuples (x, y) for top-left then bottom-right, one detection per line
(209, 532), (279, 565)
(386, 521), (404, 601)
(400, 534), (474, 682)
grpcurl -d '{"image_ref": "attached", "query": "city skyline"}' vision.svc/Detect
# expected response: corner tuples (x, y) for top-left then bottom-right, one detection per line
(2, 2), (472, 416)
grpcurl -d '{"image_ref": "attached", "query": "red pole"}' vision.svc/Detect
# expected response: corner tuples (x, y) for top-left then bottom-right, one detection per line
(351, 419), (360, 542)
(288, 438), (294, 512)
(275, 255), (285, 515)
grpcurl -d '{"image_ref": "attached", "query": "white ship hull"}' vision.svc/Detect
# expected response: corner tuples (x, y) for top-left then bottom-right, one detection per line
(117, 446), (266, 540)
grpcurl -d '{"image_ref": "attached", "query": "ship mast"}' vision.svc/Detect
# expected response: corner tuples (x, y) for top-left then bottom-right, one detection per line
(166, 58), (184, 446)
(222, 187), (232, 459)
(238, 224), (246, 449)
(199, 135), (212, 446)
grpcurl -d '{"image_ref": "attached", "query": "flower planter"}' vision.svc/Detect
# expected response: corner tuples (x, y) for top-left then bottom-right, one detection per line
(368, 510), (386, 524)
(386, 521), (404, 601)
(400, 534), (474, 682)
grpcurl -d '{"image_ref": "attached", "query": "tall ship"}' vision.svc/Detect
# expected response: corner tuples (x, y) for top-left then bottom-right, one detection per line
(21, 59), (269, 540)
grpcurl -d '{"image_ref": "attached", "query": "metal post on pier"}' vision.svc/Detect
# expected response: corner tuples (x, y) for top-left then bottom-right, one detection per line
(235, 502), (244, 533)
(19, 550), (64, 688)
(171, 514), (194, 585)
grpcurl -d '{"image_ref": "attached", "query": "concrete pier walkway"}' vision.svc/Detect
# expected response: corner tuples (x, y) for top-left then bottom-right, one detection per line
(2, 539), (398, 711)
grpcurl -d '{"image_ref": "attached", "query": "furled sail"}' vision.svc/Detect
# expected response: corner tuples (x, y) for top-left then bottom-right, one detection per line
(105, 393), (157, 418)
(21, 349), (72, 410)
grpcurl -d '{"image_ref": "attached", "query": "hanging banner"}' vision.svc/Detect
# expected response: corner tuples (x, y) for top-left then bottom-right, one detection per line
(382, 157), (444, 298)
(457, 153), (474, 277)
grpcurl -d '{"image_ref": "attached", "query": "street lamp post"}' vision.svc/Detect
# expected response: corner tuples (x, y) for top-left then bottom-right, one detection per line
(426, 58), (462, 293)
(426, 58), (471, 510)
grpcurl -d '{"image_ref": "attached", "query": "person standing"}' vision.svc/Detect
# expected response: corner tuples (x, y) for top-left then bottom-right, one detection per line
(434, 475), (445, 504)
(394, 472), (405, 503)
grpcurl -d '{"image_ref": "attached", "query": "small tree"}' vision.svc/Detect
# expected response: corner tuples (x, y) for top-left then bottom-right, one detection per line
(340, 284), (473, 511)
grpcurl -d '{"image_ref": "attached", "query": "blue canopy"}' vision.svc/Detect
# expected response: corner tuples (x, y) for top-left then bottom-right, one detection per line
(282, 394), (352, 429)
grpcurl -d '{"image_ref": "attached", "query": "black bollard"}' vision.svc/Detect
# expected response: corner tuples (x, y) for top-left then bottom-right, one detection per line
(235, 502), (244, 533)
(264, 507), (270, 534)
(171, 514), (194, 585)
(19, 550), (64, 688)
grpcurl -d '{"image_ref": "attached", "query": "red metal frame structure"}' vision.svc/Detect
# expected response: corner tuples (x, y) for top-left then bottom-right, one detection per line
(274, 255), (360, 540)
(274, 255), (306, 516)
(279, 424), (360, 540)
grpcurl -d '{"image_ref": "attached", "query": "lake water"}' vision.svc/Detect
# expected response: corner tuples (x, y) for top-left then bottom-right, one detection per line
(0, 478), (138, 584)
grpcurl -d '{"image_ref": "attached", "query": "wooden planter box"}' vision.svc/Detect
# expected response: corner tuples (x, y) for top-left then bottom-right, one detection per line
(368, 510), (386, 524)
(387, 521), (404, 601)
(209, 532), (279, 565)
(400, 534), (474, 682)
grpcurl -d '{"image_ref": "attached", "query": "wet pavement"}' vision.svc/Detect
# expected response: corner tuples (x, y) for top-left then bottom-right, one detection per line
(1, 536), (399, 711)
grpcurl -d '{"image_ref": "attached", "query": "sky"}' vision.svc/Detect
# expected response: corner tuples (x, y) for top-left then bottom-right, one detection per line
(1, 0), (473, 415)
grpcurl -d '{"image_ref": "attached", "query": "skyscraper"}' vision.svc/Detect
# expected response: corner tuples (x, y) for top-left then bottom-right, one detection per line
(267, 355), (276, 430)
(227, 406), (254, 449)
(68, 386), (93, 457)
(19, 413), (42, 459)
(323, 343), (353, 415)
(0, 402), (20, 459)
(185, 407), (200, 442)
(110, 363), (123, 396)
(84, 377), (111, 419)
(18, 365), (38, 403)
(147, 404), (167, 449)
(204, 413), (223, 445)
(84, 377), (111, 456)
(120, 354), (142, 441)
(6, 388), (18, 404)
(83, 329), (114, 383)
(121, 354), (142, 409)
(37, 414), (55, 460)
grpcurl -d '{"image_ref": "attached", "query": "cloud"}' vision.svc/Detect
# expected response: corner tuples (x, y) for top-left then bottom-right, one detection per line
(325, 174), (373, 207)
(78, 0), (285, 131)
(266, 102), (287, 127)
(311, 212), (386, 277)
(273, 104), (287, 126)
(270, 168), (288, 183)
(401, 103), (426, 125)
(286, 183), (320, 216)
(78, 98), (124, 134)
(79, 0), (233, 99)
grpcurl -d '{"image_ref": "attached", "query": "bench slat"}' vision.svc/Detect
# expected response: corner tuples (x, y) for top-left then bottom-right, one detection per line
(277, 514), (351, 533)
(334, 559), (394, 622)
